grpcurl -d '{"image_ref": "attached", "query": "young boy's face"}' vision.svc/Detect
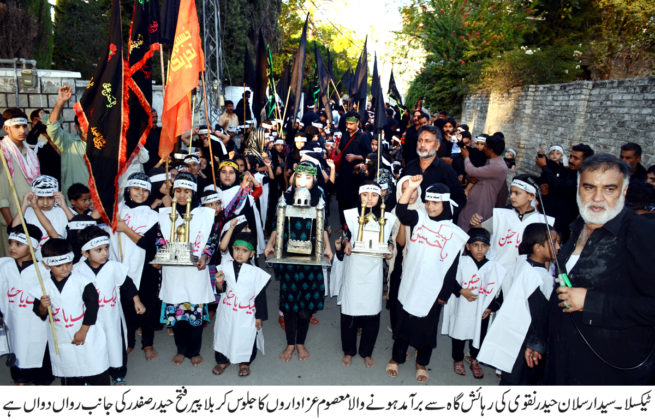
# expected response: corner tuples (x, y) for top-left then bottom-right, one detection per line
(401, 180), (419, 205)
(47, 262), (73, 281)
(360, 191), (380, 208)
(232, 244), (254, 264)
(129, 187), (150, 205)
(204, 200), (222, 215)
(474, 141), (486, 151)
(294, 173), (314, 189)
(425, 200), (444, 218)
(36, 195), (55, 211)
(82, 243), (109, 268)
(466, 241), (490, 262)
(509, 186), (534, 210)
(219, 167), (236, 186)
(70, 192), (92, 213)
(173, 188), (193, 204)
(8, 240), (30, 261)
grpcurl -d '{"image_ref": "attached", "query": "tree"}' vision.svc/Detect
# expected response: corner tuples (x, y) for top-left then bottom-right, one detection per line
(0, 1), (40, 63)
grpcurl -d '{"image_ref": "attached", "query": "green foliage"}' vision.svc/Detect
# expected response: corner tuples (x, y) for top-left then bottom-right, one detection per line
(23, 0), (54, 68)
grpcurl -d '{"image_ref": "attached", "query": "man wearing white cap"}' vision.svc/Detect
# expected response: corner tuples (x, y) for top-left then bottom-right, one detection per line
(1, 107), (40, 257)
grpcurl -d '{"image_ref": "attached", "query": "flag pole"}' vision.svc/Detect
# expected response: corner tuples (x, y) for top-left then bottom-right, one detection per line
(189, 91), (196, 152)
(280, 88), (292, 136)
(201, 71), (217, 190)
(243, 83), (247, 129)
(159, 44), (166, 91)
(0, 150), (58, 354)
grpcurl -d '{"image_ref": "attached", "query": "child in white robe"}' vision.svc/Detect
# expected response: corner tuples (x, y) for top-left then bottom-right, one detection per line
(212, 232), (270, 377)
(386, 176), (471, 384)
(13, 175), (72, 258)
(470, 174), (554, 294)
(477, 223), (559, 385)
(441, 227), (505, 379)
(0, 224), (53, 385)
(339, 181), (396, 368)
(75, 226), (145, 385)
(31, 238), (109, 385)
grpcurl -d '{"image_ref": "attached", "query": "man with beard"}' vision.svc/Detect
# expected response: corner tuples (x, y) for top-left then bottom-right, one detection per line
(536, 143), (594, 242)
(335, 111), (372, 225)
(400, 125), (466, 221)
(527, 154), (655, 384)
(401, 111), (429, 165)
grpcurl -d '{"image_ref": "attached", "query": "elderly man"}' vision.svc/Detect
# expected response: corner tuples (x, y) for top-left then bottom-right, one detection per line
(401, 111), (429, 165)
(47, 85), (89, 200)
(400, 125), (466, 220)
(528, 154), (655, 385)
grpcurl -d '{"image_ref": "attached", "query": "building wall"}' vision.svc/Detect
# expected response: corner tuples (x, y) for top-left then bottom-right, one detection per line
(460, 77), (655, 174)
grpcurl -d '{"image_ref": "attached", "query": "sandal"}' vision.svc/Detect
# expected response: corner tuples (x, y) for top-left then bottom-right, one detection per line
(212, 363), (229, 375)
(238, 364), (250, 377)
(278, 315), (285, 331)
(385, 361), (399, 378)
(416, 368), (429, 384)
(468, 359), (484, 379)
(310, 316), (319, 325)
(454, 361), (466, 376)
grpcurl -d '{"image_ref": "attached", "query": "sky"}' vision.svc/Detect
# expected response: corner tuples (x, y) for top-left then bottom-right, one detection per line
(308, 0), (420, 98)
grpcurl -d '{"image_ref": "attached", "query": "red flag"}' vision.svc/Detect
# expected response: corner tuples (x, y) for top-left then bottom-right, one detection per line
(73, 0), (125, 228)
(159, 0), (205, 159)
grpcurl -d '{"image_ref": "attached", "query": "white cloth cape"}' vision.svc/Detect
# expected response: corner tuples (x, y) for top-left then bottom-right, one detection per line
(398, 211), (469, 317)
(477, 257), (553, 373)
(441, 256), (506, 348)
(158, 206), (216, 304)
(0, 259), (49, 368)
(213, 262), (270, 363)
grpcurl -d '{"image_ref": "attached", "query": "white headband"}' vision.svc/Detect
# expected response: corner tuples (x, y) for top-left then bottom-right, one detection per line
(425, 191), (458, 213)
(4, 117), (28, 127)
(506, 148), (517, 156)
(8, 231), (39, 249)
(274, 139), (285, 145)
(380, 183), (389, 190)
(511, 179), (536, 194)
(184, 156), (201, 164)
(312, 122), (323, 129)
(359, 184), (382, 196)
(475, 136), (486, 143)
(294, 136), (306, 143)
(32, 186), (57, 197)
(126, 179), (152, 192)
(334, 131), (342, 137)
(173, 179), (197, 192)
(272, 131), (278, 136)
(197, 128), (210, 135)
(149, 173), (167, 183)
(67, 220), (96, 230)
(43, 252), (74, 266)
(274, 119), (283, 125)
(81, 236), (110, 252)
(261, 123), (273, 129)
(548, 145), (564, 155)
(201, 193), (221, 205)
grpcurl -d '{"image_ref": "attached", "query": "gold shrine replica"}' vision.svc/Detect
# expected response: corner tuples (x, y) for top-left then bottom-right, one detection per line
(267, 188), (331, 266)
(351, 197), (390, 257)
(151, 198), (199, 266)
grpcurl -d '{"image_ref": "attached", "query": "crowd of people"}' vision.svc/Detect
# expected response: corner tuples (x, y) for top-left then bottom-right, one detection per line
(0, 84), (654, 386)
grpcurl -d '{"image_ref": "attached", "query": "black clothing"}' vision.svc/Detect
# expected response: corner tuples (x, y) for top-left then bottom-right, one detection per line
(9, 343), (54, 385)
(401, 125), (419, 164)
(235, 98), (252, 124)
(301, 110), (319, 127)
(538, 160), (578, 241)
(451, 317), (489, 362)
(143, 126), (161, 173)
(283, 310), (311, 345)
(60, 370), (111, 386)
(341, 313), (380, 358)
(400, 158), (467, 220)
(539, 208), (655, 385)
(172, 321), (203, 358)
(632, 163), (648, 183)
(336, 129), (372, 222)
(214, 341), (257, 366)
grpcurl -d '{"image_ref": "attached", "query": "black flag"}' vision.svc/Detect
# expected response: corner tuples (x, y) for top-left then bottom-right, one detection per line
(73, 0), (124, 228)
(326, 48), (334, 80)
(159, 0), (180, 46)
(253, 29), (268, 124)
(289, 14), (309, 122)
(352, 37), (368, 121)
(371, 55), (386, 134)
(341, 68), (354, 98)
(314, 42), (332, 123)
(243, 44), (256, 90)
(388, 67), (403, 107)
(125, 0), (160, 168)
(276, 63), (291, 107)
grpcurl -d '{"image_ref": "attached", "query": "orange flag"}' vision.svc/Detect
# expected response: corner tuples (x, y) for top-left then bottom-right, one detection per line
(159, 0), (205, 159)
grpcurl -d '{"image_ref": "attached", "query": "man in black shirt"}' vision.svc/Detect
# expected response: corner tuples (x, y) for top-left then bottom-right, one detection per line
(400, 125), (466, 221)
(531, 154), (655, 385)
(402, 111), (429, 165)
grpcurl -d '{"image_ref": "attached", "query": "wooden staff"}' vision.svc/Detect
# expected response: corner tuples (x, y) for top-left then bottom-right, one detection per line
(189, 92), (196, 152)
(201, 71), (217, 190)
(159, 44), (166, 91)
(0, 149), (58, 354)
(280, 88), (292, 136)
(243, 83), (247, 129)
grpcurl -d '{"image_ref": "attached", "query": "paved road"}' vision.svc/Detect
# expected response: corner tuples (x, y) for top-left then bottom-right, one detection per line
(0, 198), (501, 386)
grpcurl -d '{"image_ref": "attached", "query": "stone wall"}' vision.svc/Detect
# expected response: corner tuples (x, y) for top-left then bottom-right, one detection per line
(0, 68), (164, 133)
(460, 77), (655, 174)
